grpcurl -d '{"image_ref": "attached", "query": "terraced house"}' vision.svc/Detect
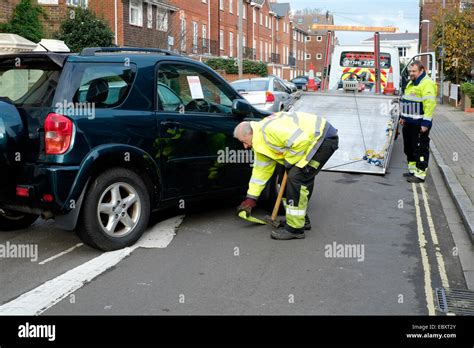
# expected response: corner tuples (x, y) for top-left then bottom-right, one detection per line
(1, 0), (333, 79)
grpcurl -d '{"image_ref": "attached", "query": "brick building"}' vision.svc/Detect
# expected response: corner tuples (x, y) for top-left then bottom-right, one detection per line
(1, 0), (333, 80)
(419, 0), (461, 54)
(292, 11), (335, 78)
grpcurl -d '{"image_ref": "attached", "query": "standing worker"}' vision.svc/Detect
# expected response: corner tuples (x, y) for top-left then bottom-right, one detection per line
(234, 111), (339, 240)
(400, 60), (438, 183)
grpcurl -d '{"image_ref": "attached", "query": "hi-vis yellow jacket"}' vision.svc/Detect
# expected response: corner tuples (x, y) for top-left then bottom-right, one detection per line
(400, 72), (437, 128)
(247, 111), (330, 200)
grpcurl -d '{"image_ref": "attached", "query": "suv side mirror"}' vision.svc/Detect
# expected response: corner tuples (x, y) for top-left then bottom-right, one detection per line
(232, 98), (253, 118)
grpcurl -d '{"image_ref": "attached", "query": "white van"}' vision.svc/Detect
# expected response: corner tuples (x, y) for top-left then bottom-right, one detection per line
(328, 45), (401, 92)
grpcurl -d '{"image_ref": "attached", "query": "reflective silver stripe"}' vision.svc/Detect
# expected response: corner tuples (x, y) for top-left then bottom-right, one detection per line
(305, 121), (330, 161)
(250, 177), (267, 185)
(254, 159), (273, 167)
(286, 111), (300, 126)
(286, 207), (306, 216)
(401, 113), (423, 119)
(288, 149), (305, 156)
(402, 95), (436, 101)
(402, 95), (424, 102)
(286, 128), (303, 148)
(246, 194), (259, 200)
(261, 120), (287, 153)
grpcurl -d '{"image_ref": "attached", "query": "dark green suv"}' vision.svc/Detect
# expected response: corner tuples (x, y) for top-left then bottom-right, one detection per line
(0, 47), (277, 250)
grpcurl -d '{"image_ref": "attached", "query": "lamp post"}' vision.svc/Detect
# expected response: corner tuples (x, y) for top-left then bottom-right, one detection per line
(421, 19), (430, 52)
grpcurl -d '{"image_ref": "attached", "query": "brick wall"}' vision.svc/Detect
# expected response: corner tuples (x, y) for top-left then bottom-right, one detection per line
(419, 0), (460, 54)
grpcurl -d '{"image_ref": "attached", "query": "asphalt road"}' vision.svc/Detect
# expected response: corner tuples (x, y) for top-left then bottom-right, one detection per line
(0, 96), (467, 315)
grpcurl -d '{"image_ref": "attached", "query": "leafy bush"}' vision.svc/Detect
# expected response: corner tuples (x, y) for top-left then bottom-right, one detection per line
(205, 58), (267, 76)
(54, 7), (114, 53)
(0, 0), (45, 43)
(460, 82), (474, 100)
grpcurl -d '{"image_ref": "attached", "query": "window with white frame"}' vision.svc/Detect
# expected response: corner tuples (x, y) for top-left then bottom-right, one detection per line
(305, 36), (311, 42)
(202, 24), (207, 47)
(260, 40), (263, 60)
(129, 0), (143, 26)
(398, 47), (407, 57)
(219, 0), (224, 10)
(265, 15), (268, 28)
(276, 20), (279, 31)
(229, 0), (233, 13)
(260, 13), (263, 25)
(316, 53), (322, 59)
(147, 3), (152, 29)
(229, 32), (234, 57)
(253, 39), (256, 50)
(192, 21), (198, 51)
(317, 35), (322, 41)
(253, 8), (256, 23)
(156, 8), (168, 31)
(66, 0), (88, 7)
(180, 18), (186, 51)
(243, 4), (246, 19)
(305, 53), (311, 60)
(220, 30), (224, 50)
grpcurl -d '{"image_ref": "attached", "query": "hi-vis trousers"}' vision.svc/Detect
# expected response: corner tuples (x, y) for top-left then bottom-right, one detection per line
(284, 136), (339, 234)
(402, 124), (430, 180)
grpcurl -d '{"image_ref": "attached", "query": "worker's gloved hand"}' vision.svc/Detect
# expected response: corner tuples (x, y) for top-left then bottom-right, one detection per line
(237, 198), (257, 214)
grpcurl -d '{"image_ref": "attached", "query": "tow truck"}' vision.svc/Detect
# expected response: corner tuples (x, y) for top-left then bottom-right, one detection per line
(293, 25), (437, 175)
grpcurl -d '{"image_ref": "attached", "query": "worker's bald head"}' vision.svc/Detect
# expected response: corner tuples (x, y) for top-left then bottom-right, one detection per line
(234, 122), (253, 149)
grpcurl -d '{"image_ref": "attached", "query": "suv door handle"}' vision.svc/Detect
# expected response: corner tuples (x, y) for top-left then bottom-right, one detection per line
(160, 121), (180, 129)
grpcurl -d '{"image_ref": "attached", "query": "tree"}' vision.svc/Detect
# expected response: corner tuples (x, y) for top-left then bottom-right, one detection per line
(54, 7), (114, 53)
(0, 0), (45, 43)
(432, 7), (474, 82)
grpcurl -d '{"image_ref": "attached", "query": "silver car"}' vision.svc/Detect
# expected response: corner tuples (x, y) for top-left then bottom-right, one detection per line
(231, 77), (292, 112)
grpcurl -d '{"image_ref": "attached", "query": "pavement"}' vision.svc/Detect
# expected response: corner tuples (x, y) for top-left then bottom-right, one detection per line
(0, 94), (470, 315)
(430, 103), (474, 241)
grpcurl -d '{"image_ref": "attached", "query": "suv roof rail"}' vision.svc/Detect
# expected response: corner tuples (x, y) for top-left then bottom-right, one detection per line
(80, 47), (178, 56)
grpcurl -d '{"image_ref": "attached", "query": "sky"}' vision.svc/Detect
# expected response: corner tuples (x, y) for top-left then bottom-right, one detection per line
(288, 0), (421, 45)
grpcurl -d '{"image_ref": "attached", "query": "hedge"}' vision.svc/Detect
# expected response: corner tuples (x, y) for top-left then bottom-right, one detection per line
(205, 57), (267, 77)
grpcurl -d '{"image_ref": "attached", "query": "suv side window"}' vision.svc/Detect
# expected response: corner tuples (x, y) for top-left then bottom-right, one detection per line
(72, 64), (135, 108)
(157, 63), (234, 115)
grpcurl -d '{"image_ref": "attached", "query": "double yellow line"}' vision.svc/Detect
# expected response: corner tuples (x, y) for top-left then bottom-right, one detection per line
(412, 183), (450, 315)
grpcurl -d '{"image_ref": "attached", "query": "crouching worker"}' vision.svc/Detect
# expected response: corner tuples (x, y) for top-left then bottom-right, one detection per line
(234, 111), (339, 240)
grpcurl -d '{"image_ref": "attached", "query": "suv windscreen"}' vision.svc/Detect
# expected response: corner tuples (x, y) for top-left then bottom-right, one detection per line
(0, 57), (61, 107)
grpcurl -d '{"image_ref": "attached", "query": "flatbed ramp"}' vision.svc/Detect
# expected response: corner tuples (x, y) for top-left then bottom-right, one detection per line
(292, 91), (399, 175)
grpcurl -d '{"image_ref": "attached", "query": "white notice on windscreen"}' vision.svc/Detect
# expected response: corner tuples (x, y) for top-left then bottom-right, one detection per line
(187, 76), (204, 99)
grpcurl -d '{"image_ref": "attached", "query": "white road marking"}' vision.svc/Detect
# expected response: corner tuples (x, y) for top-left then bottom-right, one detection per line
(38, 243), (84, 265)
(420, 183), (450, 289)
(412, 183), (436, 315)
(0, 215), (185, 316)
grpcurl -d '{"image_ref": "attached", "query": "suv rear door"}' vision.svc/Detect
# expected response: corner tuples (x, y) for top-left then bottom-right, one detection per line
(155, 61), (250, 199)
(0, 54), (64, 194)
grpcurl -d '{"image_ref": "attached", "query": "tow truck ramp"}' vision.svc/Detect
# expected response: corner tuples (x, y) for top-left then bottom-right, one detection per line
(292, 91), (399, 175)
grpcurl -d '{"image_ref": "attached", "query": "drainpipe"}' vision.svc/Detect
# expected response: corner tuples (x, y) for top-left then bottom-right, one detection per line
(114, 0), (118, 45)
(208, 0), (211, 54)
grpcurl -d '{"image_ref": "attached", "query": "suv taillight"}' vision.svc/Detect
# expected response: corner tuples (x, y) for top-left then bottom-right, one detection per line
(44, 113), (73, 155)
(265, 91), (275, 103)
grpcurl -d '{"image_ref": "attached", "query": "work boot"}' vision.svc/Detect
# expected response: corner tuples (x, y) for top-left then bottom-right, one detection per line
(278, 215), (311, 230)
(402, 172), (414, 177)
(271, 228), (305, 240)
(304, 215), (311, 230)
(407, 176), (425, 183)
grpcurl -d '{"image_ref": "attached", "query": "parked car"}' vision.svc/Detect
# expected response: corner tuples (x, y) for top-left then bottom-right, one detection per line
(268, 74), (300, 101)
(291, 76), (321, 90)
(0, 47), (283, 251)
(231, 76), (292, 112)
